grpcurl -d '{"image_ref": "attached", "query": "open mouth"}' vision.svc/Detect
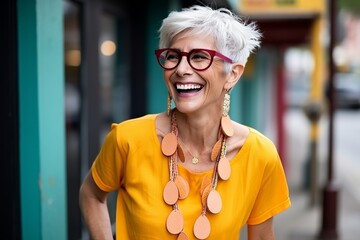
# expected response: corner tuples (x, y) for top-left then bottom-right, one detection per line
(175, 83), (204, 94)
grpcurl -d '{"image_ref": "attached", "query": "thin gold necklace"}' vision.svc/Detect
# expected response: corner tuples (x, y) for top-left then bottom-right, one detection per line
(178, 138), (200, 164)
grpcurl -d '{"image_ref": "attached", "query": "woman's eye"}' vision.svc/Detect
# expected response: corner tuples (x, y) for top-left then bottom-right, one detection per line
(192, 54), (208, 62)
(166, 53), (179, 61)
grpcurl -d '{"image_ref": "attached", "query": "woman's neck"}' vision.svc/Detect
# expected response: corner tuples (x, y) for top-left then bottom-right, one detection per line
(175, 109), (222, 155)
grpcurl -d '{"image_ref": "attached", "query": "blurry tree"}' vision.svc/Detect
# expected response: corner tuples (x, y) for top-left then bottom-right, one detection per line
(339, 0), (360, 16)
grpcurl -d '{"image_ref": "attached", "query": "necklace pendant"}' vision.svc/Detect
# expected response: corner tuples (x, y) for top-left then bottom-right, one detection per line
(191, 156), (199, 164)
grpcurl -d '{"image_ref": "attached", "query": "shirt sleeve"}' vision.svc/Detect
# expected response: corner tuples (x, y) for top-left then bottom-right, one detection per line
(91, 123), (127, 192)
(247, 143), (291, 225)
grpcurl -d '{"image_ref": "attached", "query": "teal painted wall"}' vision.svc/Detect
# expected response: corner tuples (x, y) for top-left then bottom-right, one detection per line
(18, 0), (67, 239)
(237, 53), (267, 131)
(238, 49), (277, 134)
(18, 0), (41, 238)
(229, 83), (243, 123)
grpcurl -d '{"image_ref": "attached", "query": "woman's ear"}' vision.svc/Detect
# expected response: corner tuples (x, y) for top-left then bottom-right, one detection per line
(224, 63), (244, 90)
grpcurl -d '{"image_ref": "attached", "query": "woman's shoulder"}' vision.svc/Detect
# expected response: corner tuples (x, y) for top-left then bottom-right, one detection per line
(249, 127), (275, 148)
(231, 122), (279, 159)
(229, 122), (276, 150)
(245, 127), (280, 160)
(114, 114), (157, 127)
(248, 127), (276, 146)
(110, 114), (159, 138)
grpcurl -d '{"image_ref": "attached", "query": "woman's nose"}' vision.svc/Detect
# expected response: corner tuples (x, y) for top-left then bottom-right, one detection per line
(176, 56), (192, 75)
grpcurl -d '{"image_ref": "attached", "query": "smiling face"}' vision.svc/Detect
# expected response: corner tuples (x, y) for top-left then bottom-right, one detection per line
(164, 33), (242, 116)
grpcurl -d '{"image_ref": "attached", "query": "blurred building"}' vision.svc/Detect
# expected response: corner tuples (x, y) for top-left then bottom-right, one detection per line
(3, 0), (326, 239)
(238, 0), (327, 170)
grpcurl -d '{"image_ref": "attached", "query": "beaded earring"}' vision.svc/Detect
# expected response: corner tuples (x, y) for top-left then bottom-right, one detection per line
(223, 90), (230, 117)
(167, 93), (172, 116)
(221, 89), (234, 137)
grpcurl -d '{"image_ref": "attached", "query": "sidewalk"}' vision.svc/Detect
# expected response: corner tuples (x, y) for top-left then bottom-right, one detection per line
(273, 109), (360, 240)
(274, 180), (360, 240)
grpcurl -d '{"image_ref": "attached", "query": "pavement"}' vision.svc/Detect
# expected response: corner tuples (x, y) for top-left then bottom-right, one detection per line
(272, 109), (360, 240)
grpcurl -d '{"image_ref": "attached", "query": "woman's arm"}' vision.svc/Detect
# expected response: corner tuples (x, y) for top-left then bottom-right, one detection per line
(79, 171), (114, 240)
(247, 217), (275, 240)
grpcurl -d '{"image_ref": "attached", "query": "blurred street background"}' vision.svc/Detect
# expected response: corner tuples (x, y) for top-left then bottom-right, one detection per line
(3, 0), (360, 239)
(274, 108), (360, 240)
(240, 106), (360, 240)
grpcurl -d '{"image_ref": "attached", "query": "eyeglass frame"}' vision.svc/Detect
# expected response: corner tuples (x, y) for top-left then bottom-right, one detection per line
(154, 48), (233, 71)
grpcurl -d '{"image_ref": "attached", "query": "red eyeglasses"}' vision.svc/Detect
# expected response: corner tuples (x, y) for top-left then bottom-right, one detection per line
(155, 48), (233, 71)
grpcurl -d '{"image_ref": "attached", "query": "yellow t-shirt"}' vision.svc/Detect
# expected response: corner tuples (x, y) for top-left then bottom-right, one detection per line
(92, 114), (291, 239)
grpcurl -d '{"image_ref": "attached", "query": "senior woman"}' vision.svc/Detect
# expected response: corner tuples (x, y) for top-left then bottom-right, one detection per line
(79, 5), (291, 240)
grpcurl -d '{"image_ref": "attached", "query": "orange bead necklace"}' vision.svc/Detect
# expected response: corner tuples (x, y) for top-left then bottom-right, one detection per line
(161, 109), (233, 239)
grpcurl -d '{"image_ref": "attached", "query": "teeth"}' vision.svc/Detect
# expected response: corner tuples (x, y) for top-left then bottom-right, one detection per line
(176, 84), (202, 90)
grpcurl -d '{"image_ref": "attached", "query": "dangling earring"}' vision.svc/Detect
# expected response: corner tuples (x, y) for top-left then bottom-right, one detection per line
(221, 89), (234, 137)
(223, 90), (230, 117)
(167, 93), (172, 116)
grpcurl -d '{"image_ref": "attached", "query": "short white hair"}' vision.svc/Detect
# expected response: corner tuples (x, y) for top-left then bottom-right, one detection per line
(158, 5), (261, 69)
